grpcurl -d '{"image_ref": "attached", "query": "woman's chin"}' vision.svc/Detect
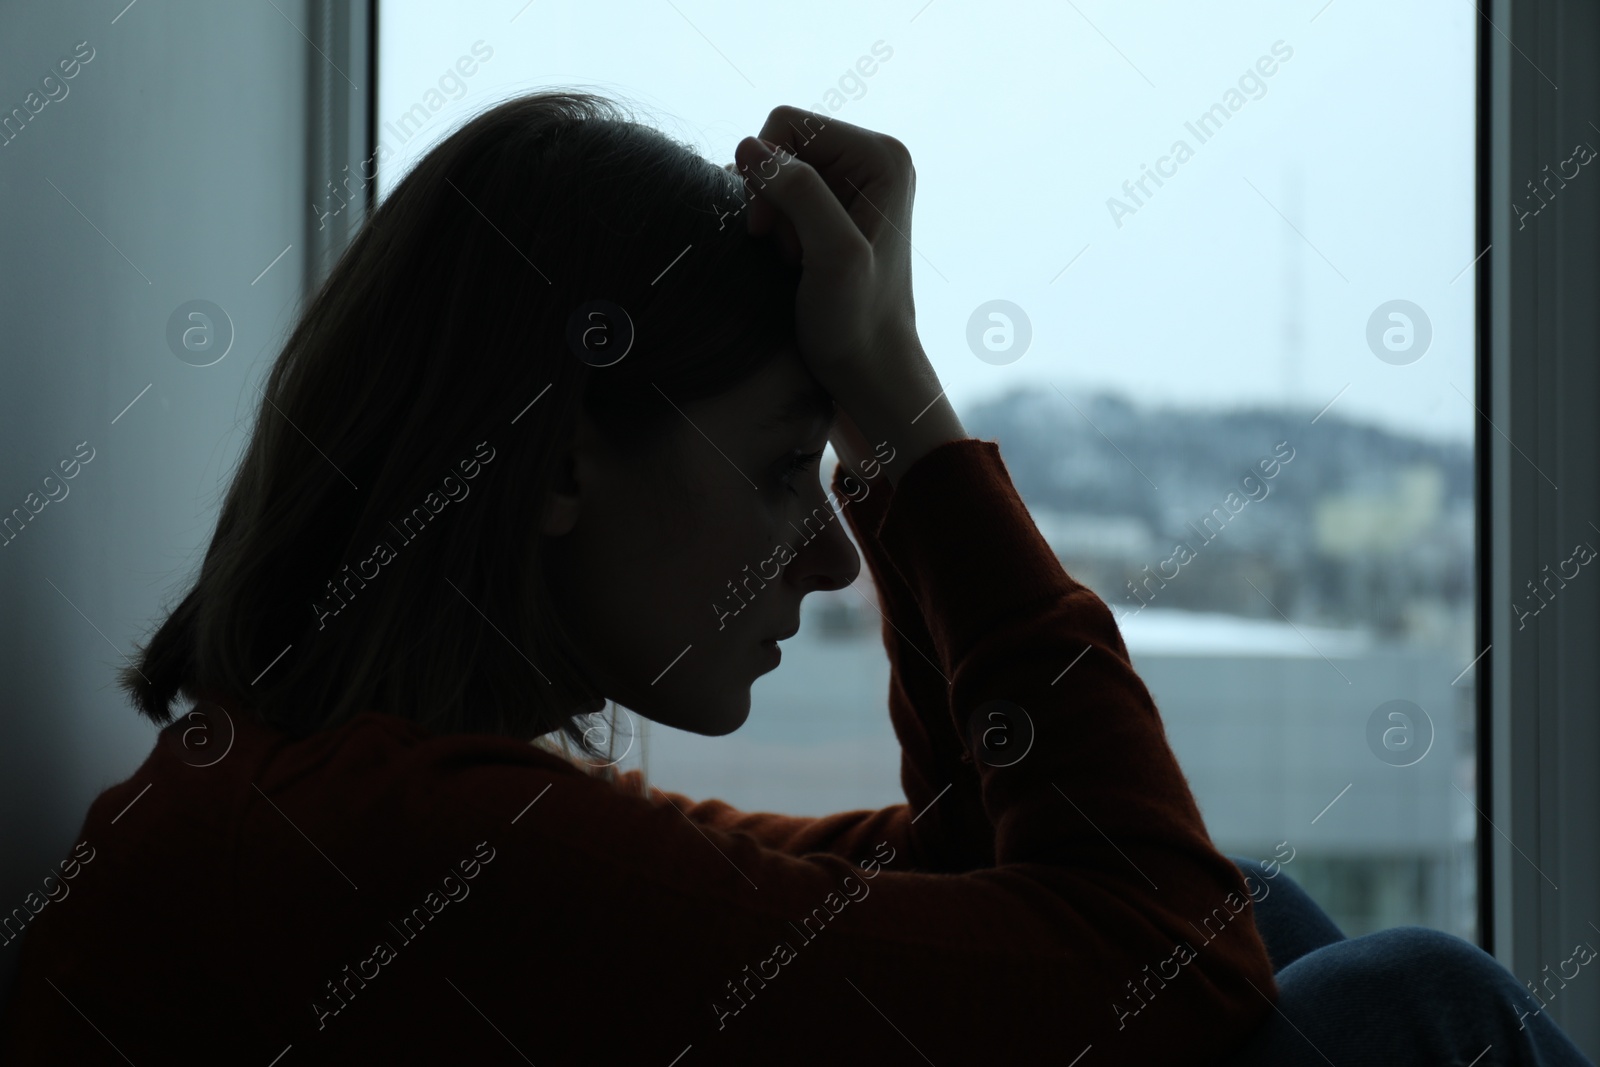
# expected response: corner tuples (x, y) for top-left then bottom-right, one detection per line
(640, 693), (751, 737)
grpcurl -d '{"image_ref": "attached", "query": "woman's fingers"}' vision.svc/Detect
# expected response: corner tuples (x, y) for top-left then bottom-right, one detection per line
(735, 140), (802, 263)
(755, 108), (884, 195)
(725, 106), (934, 421)
(733, 135), (868, 268)
(753, 108), (912, 244)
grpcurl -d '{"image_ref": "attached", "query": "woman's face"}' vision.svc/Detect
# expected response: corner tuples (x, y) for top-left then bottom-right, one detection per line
(543, 343), (862, 735)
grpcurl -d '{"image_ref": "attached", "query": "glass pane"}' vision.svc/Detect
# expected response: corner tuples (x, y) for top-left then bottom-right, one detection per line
(379, 0), (1478, 940)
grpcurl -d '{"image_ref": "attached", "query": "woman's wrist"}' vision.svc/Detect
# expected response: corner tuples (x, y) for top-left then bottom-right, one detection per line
(873, 396), (968, 490)
(835, 338), (970, 490)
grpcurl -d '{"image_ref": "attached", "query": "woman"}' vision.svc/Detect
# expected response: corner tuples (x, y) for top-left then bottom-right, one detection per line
(0, 93), (1589, 1065)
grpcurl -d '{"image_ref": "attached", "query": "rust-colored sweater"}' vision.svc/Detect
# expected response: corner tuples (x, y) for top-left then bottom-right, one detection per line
(0, 438), (1276, 1065)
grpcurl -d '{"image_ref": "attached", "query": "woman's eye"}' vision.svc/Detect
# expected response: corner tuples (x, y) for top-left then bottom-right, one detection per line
(778, 449), (826, 493)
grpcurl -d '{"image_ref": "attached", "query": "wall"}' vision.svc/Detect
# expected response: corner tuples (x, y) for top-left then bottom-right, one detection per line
(0, 0), (317, 1003)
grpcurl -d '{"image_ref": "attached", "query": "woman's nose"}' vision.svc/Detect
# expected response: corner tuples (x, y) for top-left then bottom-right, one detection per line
(786, 502), (862, 593)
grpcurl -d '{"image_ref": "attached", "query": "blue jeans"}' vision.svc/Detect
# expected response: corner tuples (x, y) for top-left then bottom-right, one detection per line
(1223, 856), (1594, 1066)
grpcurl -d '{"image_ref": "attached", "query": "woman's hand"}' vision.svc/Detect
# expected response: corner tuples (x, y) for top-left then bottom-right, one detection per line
(730, 107), (967, 488)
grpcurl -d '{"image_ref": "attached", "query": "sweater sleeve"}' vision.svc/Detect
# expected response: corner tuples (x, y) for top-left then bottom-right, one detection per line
(829, 452), (997, 872)
(601, 455), (995, 874)
(404, 437), (1278, 1064)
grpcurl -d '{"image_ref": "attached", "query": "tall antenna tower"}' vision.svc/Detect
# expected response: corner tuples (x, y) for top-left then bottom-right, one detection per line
(1282, 163), (1304, 408)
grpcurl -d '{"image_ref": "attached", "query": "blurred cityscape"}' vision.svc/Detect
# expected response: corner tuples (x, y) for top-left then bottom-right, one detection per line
(629, 386), (1478, 941)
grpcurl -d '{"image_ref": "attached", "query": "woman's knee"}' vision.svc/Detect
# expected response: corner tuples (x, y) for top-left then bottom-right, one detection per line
(1226, 855), (1325, 917)
(1231, 929), (1561, 1067)
(1280, 925), (1526, 1013)
(1301, 926), (1479, 973)
(1342, 925), (1500, 974)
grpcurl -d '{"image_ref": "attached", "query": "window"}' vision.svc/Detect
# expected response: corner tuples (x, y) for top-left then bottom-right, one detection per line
(377, 0), (1479, 940)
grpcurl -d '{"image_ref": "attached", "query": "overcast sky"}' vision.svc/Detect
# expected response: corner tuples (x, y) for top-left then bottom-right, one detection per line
(376, 0), (1476, 445)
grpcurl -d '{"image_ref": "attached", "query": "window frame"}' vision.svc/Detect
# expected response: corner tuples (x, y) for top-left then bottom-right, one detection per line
(1484, 0), (1600, 1050)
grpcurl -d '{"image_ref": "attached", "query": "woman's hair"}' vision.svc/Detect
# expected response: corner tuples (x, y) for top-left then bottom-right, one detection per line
(117, 89), (801, 763)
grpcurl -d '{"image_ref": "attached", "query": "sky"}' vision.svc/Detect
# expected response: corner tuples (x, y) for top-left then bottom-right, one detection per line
(375, 0), (1477, 445)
